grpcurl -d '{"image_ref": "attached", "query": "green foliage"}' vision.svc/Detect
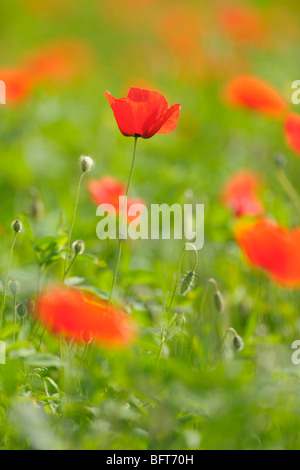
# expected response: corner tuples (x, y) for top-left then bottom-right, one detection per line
(1, 0), (300, 451)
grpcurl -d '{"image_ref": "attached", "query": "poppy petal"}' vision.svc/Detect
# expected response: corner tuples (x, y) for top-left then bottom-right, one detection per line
(144, 104), (181, 138)
(37, 286), (135, 347)
(224, 76), (287, 117)
(235, 218), (300, 287)
(285, 113), (300, 155)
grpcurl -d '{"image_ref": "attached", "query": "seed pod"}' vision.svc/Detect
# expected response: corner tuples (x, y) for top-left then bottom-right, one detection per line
(16, 303), (27, 318)
(180, 270), (197, 296)
(214, 290), (225, 314)
(233, 334), (244, 352)
(9, 280), (20, 295)
(72, 240), (85, 255)
(274, 152), (286, 168)
(11, 219), (23, 233)
(80, 155), (94, 173)
(27, 299), (35, 314)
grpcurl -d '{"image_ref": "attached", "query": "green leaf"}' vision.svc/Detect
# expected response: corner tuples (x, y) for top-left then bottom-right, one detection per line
(24, 354), (63, 368)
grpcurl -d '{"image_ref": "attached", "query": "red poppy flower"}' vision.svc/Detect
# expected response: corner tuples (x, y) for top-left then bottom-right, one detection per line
(0, 68), (33, 104)
(235, 218), (300, 287)
(218, 6), (266, 45)
(284, 113), (300, 156)
(87, 176), (145, 224)
(105, 87), (181, 138)
(224, 76), (287, 117)
(221, 171), (264, 217)
(37, 286), (135, 347)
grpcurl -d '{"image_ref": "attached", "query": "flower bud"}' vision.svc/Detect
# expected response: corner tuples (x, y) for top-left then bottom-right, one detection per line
(80, 155), (94, 173)
(72, 240), (85, 255)
(180, 270), (197, 296)
(214, 290), (225, 314)
(27, 299), (35, 314)
(8, 280), (20, 295)
(274, 152), (286, 168)
(11, 219), (23, 233)
(16, 303), (27, 318)
(233, 334), (244, 352)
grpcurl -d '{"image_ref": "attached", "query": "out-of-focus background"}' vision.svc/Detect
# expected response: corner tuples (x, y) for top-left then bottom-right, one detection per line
(1, 0), (300, 450)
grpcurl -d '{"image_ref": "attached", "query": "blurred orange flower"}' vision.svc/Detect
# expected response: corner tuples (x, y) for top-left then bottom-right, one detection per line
(218, 5), (267, 45)
(221, 171), (264, 217)
(22, 0), (73, 18)
(0, 68), (33, 104)
(87, 176), (145, 224)
(37, 286), (135, 347)
(24, 38), (95, 84)
(157, 5), (202, 57)
(235, 218), (300, 287)
(224, 76), (287, 117)
(285, 114), (300, 156)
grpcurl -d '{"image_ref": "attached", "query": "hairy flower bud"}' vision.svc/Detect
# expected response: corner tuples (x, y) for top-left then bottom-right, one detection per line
(274, 152), (286, 168)
(80, 155), (94, 173)
(233, 334), (244, 352)
(11, 219), (23, 233)
(214, 290), (225, 314)
(16, 303), (27, 318)
(9, 280), (20, 295)
(72, 240), (85, 255)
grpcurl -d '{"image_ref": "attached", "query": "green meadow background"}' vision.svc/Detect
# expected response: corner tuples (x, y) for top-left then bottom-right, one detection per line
(1, 0), (300, 450)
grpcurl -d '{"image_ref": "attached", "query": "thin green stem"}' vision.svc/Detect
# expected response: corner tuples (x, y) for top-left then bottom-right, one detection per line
(63, 253), (78, 281)
(0, 232), (18, 331)
(109, 136), (138, 303)
(167, 243), (198, 312)
(13, 293), (17, 342)
(276, 168), (300, 217)
(80, 342), (89, 367)
(37, 324), (47, 352)
(167, 246), (186, 312)
(63, 173), (84, 278)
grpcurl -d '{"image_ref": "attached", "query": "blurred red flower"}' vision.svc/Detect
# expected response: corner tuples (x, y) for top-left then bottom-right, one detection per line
(0, 68), (32, 104)
(25, 39), (95, 84)
(37, 286), (135, 347)
(105, 87), (180, 139)
(218, 6), (267, 45)
(221, 171), (264, 217)
(87, 176), (145, 224)
(224, 76), (287, 117)
(285, 114), (300, 156)
(235, 218), (300, 287)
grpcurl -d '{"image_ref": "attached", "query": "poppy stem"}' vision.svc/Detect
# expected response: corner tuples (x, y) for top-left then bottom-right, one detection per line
(0, 232), (18, 332)
(80, 342), (89, 367)
(63, 253), (78, 281)
(167, 243), (197, 311)
(13, 293), (17, 342)
(276, 167), (300, 217)
(109, 136), (138, 303)
(63, 172), (85, 279)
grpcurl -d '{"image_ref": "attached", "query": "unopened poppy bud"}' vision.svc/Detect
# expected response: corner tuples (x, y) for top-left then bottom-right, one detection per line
(27, 299), (35, 314)
(80, 155), (94, 173)
(180, 270), (197, 296)
(233, 334), (244, 352)
(11, 219), (23, 233)
(16, 303), (27, 318)
(214, 290), (225, 314)
(274, 152), (286, 168)
(9, 280), (20, 295)
(72, 240), (85, 255)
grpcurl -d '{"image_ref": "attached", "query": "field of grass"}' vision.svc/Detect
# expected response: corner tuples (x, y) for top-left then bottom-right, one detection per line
(1, 0), (300, 450)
